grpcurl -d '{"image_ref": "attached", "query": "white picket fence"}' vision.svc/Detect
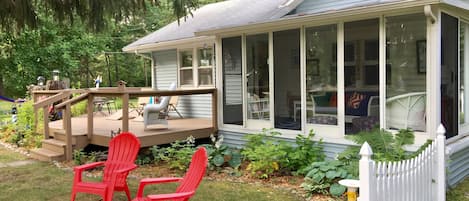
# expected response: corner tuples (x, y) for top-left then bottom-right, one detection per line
(358, 124), (446, 201)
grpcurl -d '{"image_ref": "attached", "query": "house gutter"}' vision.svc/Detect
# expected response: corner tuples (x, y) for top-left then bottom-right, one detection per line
(195, 0), (441, 36)
(123, 36), (215, 53)
(134, 51), (152, 60)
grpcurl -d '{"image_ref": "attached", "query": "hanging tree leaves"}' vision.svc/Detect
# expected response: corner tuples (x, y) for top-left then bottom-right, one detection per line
(0, 0), (200, 32)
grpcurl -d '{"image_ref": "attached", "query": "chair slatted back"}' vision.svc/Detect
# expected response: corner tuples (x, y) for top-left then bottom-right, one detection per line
(103, 132), (141, 187)
(175, 147), (208, 201)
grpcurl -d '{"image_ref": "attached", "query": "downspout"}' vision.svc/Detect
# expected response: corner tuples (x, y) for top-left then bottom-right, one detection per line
(134, 50), (156, 88)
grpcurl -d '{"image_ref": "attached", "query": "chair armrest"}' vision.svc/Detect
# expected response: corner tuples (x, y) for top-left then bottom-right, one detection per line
(136, 177), (183, 197)
(73, 162), (105, 183)
(74, 161), (105, 172)
(114, 164), (138, 174)
(146, 191), (195, 201)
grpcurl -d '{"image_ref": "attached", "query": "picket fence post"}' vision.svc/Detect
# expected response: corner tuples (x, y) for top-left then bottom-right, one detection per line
(436, 124), (446, 201)
(358, 142), (374, 201)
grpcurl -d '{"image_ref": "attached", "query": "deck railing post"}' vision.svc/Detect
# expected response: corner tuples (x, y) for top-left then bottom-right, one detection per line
(65, 101), (72, 160)
(33, 92), (38, 132)
(122, 93), (129, 132)
(87, 94), (94, 140)
(436, 124), (446, 201)
(358, 142), (374, 201)
(211, 89), (218, 133)
(43, 105), (49, 139)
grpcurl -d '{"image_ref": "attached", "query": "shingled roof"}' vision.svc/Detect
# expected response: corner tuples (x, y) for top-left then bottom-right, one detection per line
(123, 0), (303, 52)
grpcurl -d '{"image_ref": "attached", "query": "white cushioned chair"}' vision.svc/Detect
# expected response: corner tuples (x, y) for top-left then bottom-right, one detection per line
(143, 82), (177, 130)
(386, 92), (426, 131)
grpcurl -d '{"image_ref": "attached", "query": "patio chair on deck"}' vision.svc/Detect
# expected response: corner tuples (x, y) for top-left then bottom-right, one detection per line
(132, 147), (208, 201)
(168, 96), (183, 118)
(70, 132), (141, 201)
(143, 82), (177, 130)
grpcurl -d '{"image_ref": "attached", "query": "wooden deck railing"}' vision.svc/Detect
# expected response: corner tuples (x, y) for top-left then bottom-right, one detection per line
(33, 87), (218, 161)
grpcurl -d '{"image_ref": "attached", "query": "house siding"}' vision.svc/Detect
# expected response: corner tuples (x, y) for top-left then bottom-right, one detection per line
(152, 49), (212, 118)
(448, 145), (469, 187)
(219, 129), (349, 159)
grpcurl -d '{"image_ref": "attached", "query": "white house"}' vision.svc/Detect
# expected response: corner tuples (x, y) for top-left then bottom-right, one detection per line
(124, 0), (469, 186)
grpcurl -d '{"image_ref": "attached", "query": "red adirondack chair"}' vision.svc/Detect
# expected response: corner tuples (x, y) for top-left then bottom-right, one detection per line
(71, 132), (141, 201)
(133, 147), (208, 201)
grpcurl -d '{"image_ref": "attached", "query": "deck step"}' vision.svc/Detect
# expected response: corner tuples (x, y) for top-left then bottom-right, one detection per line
(30, 148), (64, 162)
(52, 130), (77, 144)
(42, 139), (66, 154)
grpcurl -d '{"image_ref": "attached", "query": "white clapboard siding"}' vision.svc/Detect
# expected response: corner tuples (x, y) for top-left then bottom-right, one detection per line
(358, 124), (446, 201)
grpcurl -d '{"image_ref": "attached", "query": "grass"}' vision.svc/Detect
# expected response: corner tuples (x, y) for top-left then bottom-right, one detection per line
(447, 178), (469, 201)
(0, 146), (27, 163)
(0, 160), (302, 201)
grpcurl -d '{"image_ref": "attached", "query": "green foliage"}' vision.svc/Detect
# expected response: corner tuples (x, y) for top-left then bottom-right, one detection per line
(73, 149), (87, 165)
(71, 100), (87, 117)
(242, 129), (326, 178)
(242, 129), (291, 179)
(150, 136), (197, 171)
(300, 160), (354, 197)
(285, 130), (325, 174)
(338, 128), (415, 163)
(203, 134), (242, 170)
(0, 101), (43, 148)
(72, 149), (105, 165)
(136, 155), (152, 166)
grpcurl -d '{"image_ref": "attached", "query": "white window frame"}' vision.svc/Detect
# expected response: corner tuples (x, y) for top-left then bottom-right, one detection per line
(196, 46), (215, 87)
(177, 45), (215, 88)
(178, 48), (195, 87)
(459, 19), (469, 135)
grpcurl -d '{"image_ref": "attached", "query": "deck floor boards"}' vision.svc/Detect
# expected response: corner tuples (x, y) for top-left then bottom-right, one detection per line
(48, 116), (213, 147)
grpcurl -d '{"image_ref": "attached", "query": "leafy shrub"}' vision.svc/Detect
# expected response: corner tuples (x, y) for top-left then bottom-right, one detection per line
(203, 134), (242, 170)
(242, 129), (291, 179)
(337, 128), (415, 163)
(300, 160), (355, 197)
(285, 130), (325, 174)
(150, 136), (197, 171)
(73, 149), (107, 165)
(71, 101), (87, 117)
(0, 101), (43, 148)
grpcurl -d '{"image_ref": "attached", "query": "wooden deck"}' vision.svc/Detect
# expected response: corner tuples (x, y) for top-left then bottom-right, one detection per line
(49, 117), (214, 147)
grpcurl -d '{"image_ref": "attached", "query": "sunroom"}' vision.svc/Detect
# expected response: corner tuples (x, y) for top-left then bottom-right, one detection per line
(194, 1), (469, 149)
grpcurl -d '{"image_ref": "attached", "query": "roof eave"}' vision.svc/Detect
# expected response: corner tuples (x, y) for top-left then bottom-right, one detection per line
(122, 36), (216, 53)
(195, 0), (442, 36)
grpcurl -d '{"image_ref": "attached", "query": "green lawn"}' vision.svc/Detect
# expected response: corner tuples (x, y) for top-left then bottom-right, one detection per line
(0, 146), (27, 163)
(0, 161), (302, 201)
(447, 178), (469, 201)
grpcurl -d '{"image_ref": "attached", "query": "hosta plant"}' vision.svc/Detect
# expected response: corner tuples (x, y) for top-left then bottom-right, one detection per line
(300, 160), (355, 197)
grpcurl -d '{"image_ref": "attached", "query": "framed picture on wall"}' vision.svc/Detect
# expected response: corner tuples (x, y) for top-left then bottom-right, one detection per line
(416, 40), (426, 74)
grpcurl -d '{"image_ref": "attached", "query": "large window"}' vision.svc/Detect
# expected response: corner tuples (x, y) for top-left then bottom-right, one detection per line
(198, 47), (214, 86)
(305, 25), (338, 125)
(274, 29), (301, 130)
(222, 37), (243, 125)
(178, 47), (214, 87)
(441, 13), (459, 138)
(246, 34), (270, 121)
(386, 14), (427, 132)
(344, 19), (380, 134)
(179, 50), (194, 86)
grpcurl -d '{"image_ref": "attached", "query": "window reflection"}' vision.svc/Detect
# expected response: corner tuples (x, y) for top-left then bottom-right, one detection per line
(246, 34), (270, 120)
(305, 25), (338, 126)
